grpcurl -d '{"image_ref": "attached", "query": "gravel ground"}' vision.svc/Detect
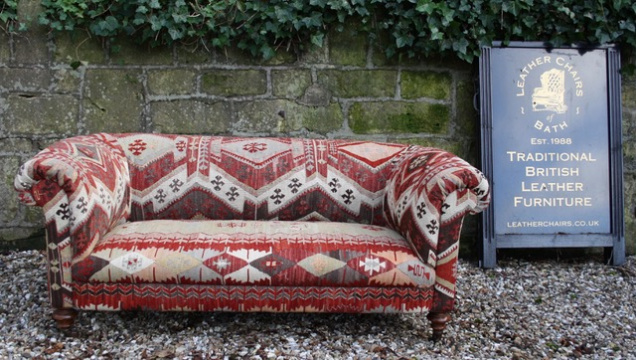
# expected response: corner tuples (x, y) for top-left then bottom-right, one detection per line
(0, 250), (634, 359)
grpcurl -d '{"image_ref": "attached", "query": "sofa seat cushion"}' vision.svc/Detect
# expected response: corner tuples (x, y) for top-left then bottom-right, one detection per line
(73, 220), (435, 289)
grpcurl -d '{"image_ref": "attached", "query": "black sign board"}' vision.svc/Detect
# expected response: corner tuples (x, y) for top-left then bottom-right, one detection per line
(479, 42), (625, 268)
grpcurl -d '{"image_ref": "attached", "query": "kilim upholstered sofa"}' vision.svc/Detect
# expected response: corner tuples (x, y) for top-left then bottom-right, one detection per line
(14, 133), (490, 340)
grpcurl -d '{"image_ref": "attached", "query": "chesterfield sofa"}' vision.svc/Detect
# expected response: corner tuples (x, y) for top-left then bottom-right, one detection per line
(14, 133), (490, 340)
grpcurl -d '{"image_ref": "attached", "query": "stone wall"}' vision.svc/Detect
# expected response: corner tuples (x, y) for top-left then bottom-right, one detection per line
(1, 3), (635, 256)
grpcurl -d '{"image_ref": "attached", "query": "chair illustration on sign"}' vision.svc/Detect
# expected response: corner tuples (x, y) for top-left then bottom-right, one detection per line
(532, 68), (568, 114)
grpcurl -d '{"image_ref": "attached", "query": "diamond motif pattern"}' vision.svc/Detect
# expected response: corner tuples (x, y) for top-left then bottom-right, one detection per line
(111, 253), (154, 274)
(250, 254), (295, 277)
(297, 254), (347, 277)
(15, 132), (490, 320)
(204, 253), (248, 277)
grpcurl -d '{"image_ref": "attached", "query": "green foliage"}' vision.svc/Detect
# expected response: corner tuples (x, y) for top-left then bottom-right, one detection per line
(0, 0), (20, 33)
(15, 0), (636, 62)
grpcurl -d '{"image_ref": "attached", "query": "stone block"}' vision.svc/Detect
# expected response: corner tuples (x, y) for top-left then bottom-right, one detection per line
(5, 94), (78, 135)
(0, 138), (34, 153)
(152, 100), (233, 134)
(14, 34), (49, 65)
(0, 228), (45, 250)
(177, 44), (212, 64)
(0, 68), (51, 92)
(623, 140), (636, 172)
(148, 69), (197, 96)
(83, 69), (144, 133)
(348, 101), (449, 134)
(0, 32), (10, 64)
(109, 37), (173, 65)
(401, 71), (452, 100)
(53, 32), (106, 65)
(52, 68), (82, 94)
(0, 156), (20, 223)
(272, 69), (312, 98)
(317, 70), (396, 98)
(388, 137), (463, 157)
(299, 44), (328, 64)
(217, 46), (297, 66)
(454, 76), (479, 137)
(622, 172), (636, 254)
(201, 69), (267, 96)
(622, 81), (636, 110)
(300, 84), (332, 107)
(14, 0), (48, 65)
(329, 27), (367, 67)
(289, 103), (344, 134)
(234, 100), (343, 134)
(623, 110), (636, 137)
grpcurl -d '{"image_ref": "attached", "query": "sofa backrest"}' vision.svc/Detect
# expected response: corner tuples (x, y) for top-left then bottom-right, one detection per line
(115, 134), (409, 226)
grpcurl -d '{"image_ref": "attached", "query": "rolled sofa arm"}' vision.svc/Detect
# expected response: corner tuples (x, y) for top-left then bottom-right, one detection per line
(384, 146), (490, 311)
(14, 133), (131, 263)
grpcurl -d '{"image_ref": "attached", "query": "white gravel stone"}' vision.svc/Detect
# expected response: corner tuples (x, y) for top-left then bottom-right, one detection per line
(0, 250), (634, 359)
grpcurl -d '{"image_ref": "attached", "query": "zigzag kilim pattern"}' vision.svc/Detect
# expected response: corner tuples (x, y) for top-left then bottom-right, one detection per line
(15, 133), (490, 321)
(116, 134), (403, 225)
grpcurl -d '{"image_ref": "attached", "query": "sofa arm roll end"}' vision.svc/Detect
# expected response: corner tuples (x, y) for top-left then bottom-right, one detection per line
(385, 147), (491, 257)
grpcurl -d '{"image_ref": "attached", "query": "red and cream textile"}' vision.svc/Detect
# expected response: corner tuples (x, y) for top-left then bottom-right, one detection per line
(15, 133), (490, 316)
(115, 134), (404, 225)
(14, 133), (130, 308)
(72, 220), (435, 289)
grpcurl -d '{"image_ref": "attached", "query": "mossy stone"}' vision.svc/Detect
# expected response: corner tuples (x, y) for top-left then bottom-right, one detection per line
(622, 81), (636, 109)
(0, 156), (20, 223)
(202, 70), (267, 96)
(318, 70), (396, 98)
(53, 68), (82, 94)
(401, 71), (452, 100)
(177, 44), (212, 64)
(0, 228), (45, 250)
(109, 37), (173, 65)
(0, 32), (10, 64)
(0, 68), (51, 92)
(272, 69), (312, 98)
(329, 27), (367, 67)
(349, 102), (449, 134)
(218, 46), (297, 66)
(84, 69), (144, 133)
(622, 173), (636, 254)
(234, 100), (343, 135)
(152, 100), (233, 135)
(54, 32), (106, 65)
(148, 69), (196, 96)
(389, 137), (463, 156)
(455, 76), (479, 137)
(5, 94), (78, 135)
(0, 138), (34, 153)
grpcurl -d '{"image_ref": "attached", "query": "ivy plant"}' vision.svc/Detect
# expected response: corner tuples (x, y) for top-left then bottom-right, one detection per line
(0, 0), (21, 33)
(25, 0), (636, 63)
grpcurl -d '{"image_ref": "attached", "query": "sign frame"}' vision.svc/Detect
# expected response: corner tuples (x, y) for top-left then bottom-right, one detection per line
(479, 42), (625, 268)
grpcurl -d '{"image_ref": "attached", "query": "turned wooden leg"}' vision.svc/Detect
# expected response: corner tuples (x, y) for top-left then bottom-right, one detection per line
(52, 308), (78, 329)
(427, 311), (451, 341)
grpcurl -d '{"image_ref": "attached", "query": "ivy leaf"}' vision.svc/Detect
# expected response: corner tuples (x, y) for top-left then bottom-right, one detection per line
(136, 5), (148, 14)
(416, 2), (435, 14)
(396, 34), (414, 48)
(169, 28), (183, 40)
(260, 44), (275, 59)
(311, 33), (324, 47)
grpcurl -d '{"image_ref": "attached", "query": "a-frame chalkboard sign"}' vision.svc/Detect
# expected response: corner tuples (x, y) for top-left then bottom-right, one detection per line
(479, 42), (625, 268)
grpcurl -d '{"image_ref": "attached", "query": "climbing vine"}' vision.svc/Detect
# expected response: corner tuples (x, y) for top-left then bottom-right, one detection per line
(0, 0), (21, 33)
(3, 0), (636, 63)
